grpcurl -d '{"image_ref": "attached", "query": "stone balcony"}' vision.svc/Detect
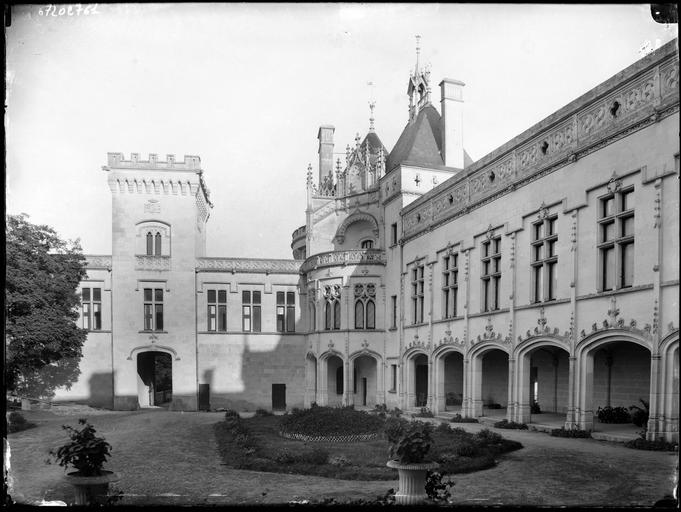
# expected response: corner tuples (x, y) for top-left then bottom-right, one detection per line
(300, 249), (386, 274)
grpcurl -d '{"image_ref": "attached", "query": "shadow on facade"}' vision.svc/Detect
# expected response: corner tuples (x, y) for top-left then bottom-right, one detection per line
(87, 372), (115, 409)
(203, 334), (305, 411)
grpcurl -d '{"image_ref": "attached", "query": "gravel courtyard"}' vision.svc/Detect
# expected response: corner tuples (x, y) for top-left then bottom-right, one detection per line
(5, 407), (678, 506)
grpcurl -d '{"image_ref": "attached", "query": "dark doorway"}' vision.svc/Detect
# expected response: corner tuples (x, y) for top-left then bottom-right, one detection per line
(137, 351), (172, 407)
(415, 356), (428, 407)
(198, 383), (210, 411)
(272, 383), (286, 410)
(362, 377), (368, 406)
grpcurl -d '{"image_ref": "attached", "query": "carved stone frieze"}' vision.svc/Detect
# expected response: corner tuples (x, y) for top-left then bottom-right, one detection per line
(197, 257), (301, 274)
(85, 255), (112, 269)
(300, 249), (386, 274)
(135, 255), (171, 271)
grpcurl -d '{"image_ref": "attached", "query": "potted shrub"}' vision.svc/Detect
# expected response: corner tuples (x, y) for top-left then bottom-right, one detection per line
(385, 419), (439, 504)
(48, 418), (119, 505)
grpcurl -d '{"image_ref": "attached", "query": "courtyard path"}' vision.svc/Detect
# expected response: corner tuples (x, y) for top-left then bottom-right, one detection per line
(5, 408), (677, 506)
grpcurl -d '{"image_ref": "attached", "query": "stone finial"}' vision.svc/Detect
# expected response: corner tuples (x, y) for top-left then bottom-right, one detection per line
(355, 133), (361, 148)
(369, 100), (376, 132)
(346, 144), (351, 163)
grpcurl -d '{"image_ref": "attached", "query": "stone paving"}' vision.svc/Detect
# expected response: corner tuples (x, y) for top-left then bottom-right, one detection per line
(6, 406), (678, 506)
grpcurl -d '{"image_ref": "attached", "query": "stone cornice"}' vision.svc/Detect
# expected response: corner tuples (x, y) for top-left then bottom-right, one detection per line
(401, 41), (679, 242)
(196, 257), (302, 274)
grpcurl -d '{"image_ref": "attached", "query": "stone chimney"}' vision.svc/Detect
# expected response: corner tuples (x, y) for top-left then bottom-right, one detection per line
(439, 78), (465, 169)
(317, 125), (335, 185)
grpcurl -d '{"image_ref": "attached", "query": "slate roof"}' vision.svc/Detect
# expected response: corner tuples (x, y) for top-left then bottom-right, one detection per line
(386, 104), (473, 172)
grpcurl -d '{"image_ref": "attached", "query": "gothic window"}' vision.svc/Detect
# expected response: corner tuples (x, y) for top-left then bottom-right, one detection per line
(442, 252), (459, 318)
(324, 285), (341, 330)
(411, 264), (425, 324)
(143, 288), (164, 331)
(481, 236), (501, 312)
(207, 289), (227, 332)
(354, 283), (376, 330)
(146, 232), (153, 255)
(531, 216), (558, 302)
(276, 291), (296, 333)
(155, 232), (162, 256)
(81, 287), (102, 331)
(242, 290), (261, 332)
(360, 240), (374, 249)
(598, 187), (634, 291)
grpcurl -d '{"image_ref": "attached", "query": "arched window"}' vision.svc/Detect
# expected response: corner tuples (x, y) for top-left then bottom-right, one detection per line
(155, 232), (162, 256)
(146, 232), (153, 255)
(360, 240), (374, 249)
(335, 366), (344, 395)
(324, 285), (341, 331)
(325, 302), (332, 330)
(366, 300), (375, 329)
(353, 283), (376, 330)
(355, 300), (364, 329)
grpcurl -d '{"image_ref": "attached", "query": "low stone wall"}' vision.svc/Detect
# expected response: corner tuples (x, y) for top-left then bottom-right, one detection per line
(279, 430), (380, 442)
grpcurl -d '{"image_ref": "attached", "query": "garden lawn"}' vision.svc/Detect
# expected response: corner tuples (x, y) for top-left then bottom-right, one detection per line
(213, 415), (522, 479)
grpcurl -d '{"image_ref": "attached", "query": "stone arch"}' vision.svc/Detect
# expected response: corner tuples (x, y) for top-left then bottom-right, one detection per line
(127, 344), (179, 361)
(349, 351), (382, 408)
(129, 347), (175, 408)
(403, 349), (429, 408)
(513, 337), (571, 423)
(305, 352), (318, 408)
(135, 220), (171, 257)
(468, 342), (511, 418)
(334, 212), (380, 245)
(574, 329), (652, 432)
(432, 346), (466, 414)
(319, 350), (345, 407)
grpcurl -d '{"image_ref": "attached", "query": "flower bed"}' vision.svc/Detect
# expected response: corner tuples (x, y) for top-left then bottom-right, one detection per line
(279, 406), (384, 438)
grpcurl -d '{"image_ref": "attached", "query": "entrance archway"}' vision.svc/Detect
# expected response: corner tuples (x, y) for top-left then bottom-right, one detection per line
(515, 341), (569, 424)
(414, 354), (429, 407)
(326, 355), (344, 406)
(136, 351), (172, 408)
(352, 355), (378, 408)
(577, 336), (651, 432)
(434, 349), (464, 414)
(470, 346), (509, 417)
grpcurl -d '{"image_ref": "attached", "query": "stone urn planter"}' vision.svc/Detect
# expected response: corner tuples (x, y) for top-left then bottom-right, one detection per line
(65, 470), (120, 505)
(386, 460), (439, 504)
(385, 418), (438, 504)
(48, 418), (117, 506)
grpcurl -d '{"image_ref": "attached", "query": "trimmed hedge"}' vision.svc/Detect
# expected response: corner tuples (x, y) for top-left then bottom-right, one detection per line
(624, 437), (678, 451)
(494, 419), (528, 430)
(550, 427), (592, 438)
(7, 412), (36, 433)
(279, 406), (384, 437)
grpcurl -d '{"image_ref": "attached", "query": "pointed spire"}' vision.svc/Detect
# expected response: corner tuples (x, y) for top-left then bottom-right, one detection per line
(346, 144), (351, 164)
(369, 100), (376, 132)
(414, 34), (421, 76)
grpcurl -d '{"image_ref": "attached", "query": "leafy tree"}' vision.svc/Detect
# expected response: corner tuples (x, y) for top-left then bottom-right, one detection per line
(5, 214), (87, 399)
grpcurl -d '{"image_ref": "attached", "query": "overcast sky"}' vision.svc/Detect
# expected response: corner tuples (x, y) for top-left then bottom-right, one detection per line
(6, 4), (677, 259)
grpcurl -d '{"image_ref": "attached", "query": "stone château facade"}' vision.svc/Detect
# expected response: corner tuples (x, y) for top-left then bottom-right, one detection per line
(55, 39), (679, 442)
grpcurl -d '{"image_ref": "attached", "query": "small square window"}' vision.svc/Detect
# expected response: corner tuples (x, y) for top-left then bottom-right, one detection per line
(207, 290), (216, 302)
